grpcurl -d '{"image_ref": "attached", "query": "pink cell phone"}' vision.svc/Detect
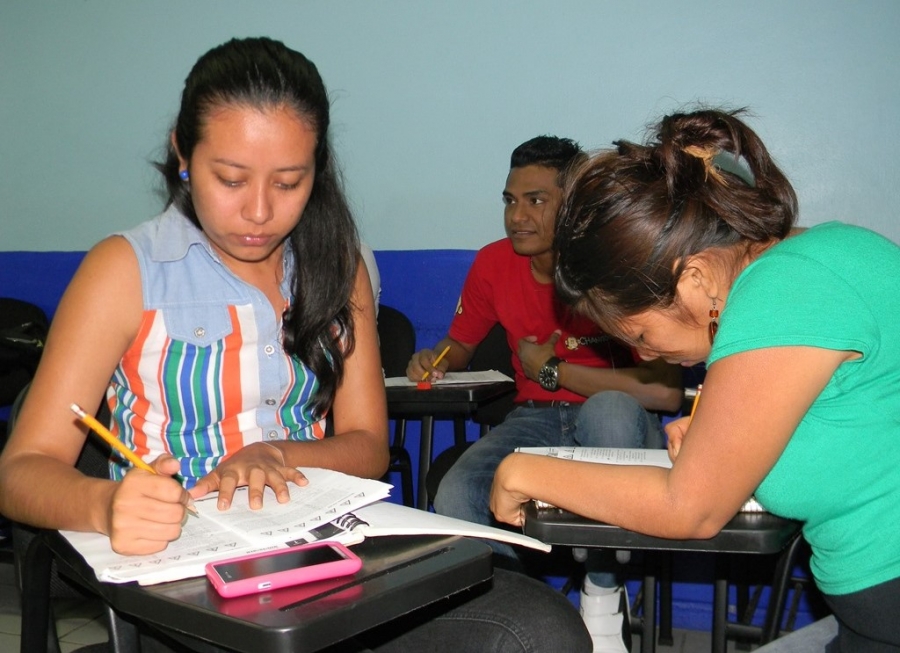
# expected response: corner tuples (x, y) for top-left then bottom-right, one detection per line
(205, 541), (362, 598)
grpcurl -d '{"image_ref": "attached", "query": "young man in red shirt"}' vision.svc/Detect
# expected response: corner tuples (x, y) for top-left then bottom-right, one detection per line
(407, 136), (683, 652)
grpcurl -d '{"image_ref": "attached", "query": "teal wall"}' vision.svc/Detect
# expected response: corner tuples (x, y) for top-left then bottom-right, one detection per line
(2, 0), (899, 251)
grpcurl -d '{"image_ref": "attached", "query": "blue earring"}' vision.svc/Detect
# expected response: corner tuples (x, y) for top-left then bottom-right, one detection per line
(179, 169), (190, 181)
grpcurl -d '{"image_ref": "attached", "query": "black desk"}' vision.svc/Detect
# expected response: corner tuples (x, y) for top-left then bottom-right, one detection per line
(524, 504), (803, 653)
(386, 381), (515, 508)
(26, 532), (493, 653)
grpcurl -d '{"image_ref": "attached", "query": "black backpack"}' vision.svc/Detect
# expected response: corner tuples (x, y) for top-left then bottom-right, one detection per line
(0, 298), (49, 406)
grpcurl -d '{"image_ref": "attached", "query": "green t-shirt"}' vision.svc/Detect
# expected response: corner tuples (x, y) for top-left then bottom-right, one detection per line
(708, 222), (900, 596)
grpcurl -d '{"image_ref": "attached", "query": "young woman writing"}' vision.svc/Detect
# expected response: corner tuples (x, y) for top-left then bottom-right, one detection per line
(0, 37), (589, 652)
(491, 108), (900, 651)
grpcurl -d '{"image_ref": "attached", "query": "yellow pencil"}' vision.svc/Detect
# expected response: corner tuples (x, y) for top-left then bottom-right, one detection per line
(688, 384), (703, 424)
(421, 344), (451, 381)
(70, 403), (199, 517)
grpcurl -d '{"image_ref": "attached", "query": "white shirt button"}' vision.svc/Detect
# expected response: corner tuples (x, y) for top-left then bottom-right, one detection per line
(265, 398), (276, 406)
(264, 345), (275, 355)
(194, 327), (206, 338)
(267, 431), (279, 440)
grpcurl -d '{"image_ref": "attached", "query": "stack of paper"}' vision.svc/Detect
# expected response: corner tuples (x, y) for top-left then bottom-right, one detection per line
(384, 370), (513, 387)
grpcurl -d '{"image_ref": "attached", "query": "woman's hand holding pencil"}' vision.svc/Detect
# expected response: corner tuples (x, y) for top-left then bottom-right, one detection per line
(664, 384), (702, 462)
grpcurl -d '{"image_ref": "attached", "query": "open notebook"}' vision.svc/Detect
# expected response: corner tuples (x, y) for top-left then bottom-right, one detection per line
(515, 446), (765, 513)
(61, 468), (393, 585)
(61, 468), (548, 586)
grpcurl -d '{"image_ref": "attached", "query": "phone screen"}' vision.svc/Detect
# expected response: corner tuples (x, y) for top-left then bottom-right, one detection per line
(213, 545), (346, 582)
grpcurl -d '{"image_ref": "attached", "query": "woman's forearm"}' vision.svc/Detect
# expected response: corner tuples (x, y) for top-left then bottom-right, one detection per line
(494, 453), (726, 540)
(0, 452), (115, 534)
(277, 431), (390, 480)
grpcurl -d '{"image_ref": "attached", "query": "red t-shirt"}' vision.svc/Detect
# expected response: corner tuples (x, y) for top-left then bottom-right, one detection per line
(448, 239), (636, 403)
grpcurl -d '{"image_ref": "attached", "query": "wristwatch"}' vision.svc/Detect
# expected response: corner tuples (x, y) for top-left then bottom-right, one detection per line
(538, 356), (563, 392)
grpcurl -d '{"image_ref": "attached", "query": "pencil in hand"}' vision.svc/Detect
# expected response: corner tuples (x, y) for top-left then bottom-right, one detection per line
(70, 403), (199, 517)
(421, 345), (451, 382)
(688, 384), (703, 424)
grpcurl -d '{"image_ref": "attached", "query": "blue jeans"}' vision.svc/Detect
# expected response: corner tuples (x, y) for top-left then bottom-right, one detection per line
(434, 391), (665, 587)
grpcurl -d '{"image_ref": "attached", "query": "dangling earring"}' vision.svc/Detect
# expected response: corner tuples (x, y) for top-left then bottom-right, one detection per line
(179, 169), (190, 181)
(708, 299), (719, 345)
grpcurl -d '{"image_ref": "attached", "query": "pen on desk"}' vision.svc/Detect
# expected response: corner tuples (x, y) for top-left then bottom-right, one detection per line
(421, 344), (451, 381)
(688, 384), (703, 425)
(70, 403), (199, 517)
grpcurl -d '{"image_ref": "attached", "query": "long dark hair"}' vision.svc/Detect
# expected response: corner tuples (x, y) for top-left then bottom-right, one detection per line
(555, 108), (798, 329)
(156, 36), (358, 415)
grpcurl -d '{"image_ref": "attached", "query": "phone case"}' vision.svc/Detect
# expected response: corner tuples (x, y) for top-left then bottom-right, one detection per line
(213, 575), (365, 618)
(205, 541), (362, 598)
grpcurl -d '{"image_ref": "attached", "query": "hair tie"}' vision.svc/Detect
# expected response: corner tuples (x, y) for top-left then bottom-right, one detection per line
(682, 145), (724, 184)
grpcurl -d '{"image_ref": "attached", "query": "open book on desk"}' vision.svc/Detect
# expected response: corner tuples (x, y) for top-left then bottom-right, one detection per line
(296, 500), (551, 553)
(61, 469), (548, 587)
(60, 468), (392, 586)
(384, 370), (513, 388)
(516, 446), (766, 513)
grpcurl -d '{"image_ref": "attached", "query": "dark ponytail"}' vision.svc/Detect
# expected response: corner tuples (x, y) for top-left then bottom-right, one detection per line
(555, 108), (797, 327)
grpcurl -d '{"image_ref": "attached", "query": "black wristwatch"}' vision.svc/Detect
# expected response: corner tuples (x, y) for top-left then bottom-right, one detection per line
(538, 356), (563, 392)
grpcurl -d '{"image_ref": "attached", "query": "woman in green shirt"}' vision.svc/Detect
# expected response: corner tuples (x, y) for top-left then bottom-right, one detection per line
(490, 108), (900, 651)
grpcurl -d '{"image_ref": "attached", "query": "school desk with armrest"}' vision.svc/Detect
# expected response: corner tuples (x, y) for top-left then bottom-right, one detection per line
(524, 503), (804, 653)
(25, 530), (492, 653)
(8, 381), (494, 653)
(386, 379), (515, 510)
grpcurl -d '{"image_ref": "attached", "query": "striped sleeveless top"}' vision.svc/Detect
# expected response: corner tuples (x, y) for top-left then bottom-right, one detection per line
(108, 207), (326, 486)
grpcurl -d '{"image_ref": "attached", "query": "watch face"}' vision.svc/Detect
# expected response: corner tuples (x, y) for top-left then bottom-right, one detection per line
(539, 359), (559, 391)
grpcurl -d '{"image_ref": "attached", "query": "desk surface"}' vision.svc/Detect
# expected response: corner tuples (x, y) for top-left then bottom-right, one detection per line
(523, 503), (802, 554)
(386, 381), (515, 413)
(50, 533), (493, 653)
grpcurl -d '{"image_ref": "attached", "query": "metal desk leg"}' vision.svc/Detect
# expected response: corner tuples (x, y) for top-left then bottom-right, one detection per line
(641, 571), (657, 653)
(21, 531), (57, 653)
(712, 556), (729, 653)
(416, 415), (434, 510)
(658, 552), (674, 646)
(105, 605), (142, 653)
(761, 534), (803, 644)
(453, 417), (468, 447)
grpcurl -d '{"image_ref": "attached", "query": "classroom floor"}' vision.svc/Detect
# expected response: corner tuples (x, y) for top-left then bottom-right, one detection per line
(0, 535), (755, 653)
